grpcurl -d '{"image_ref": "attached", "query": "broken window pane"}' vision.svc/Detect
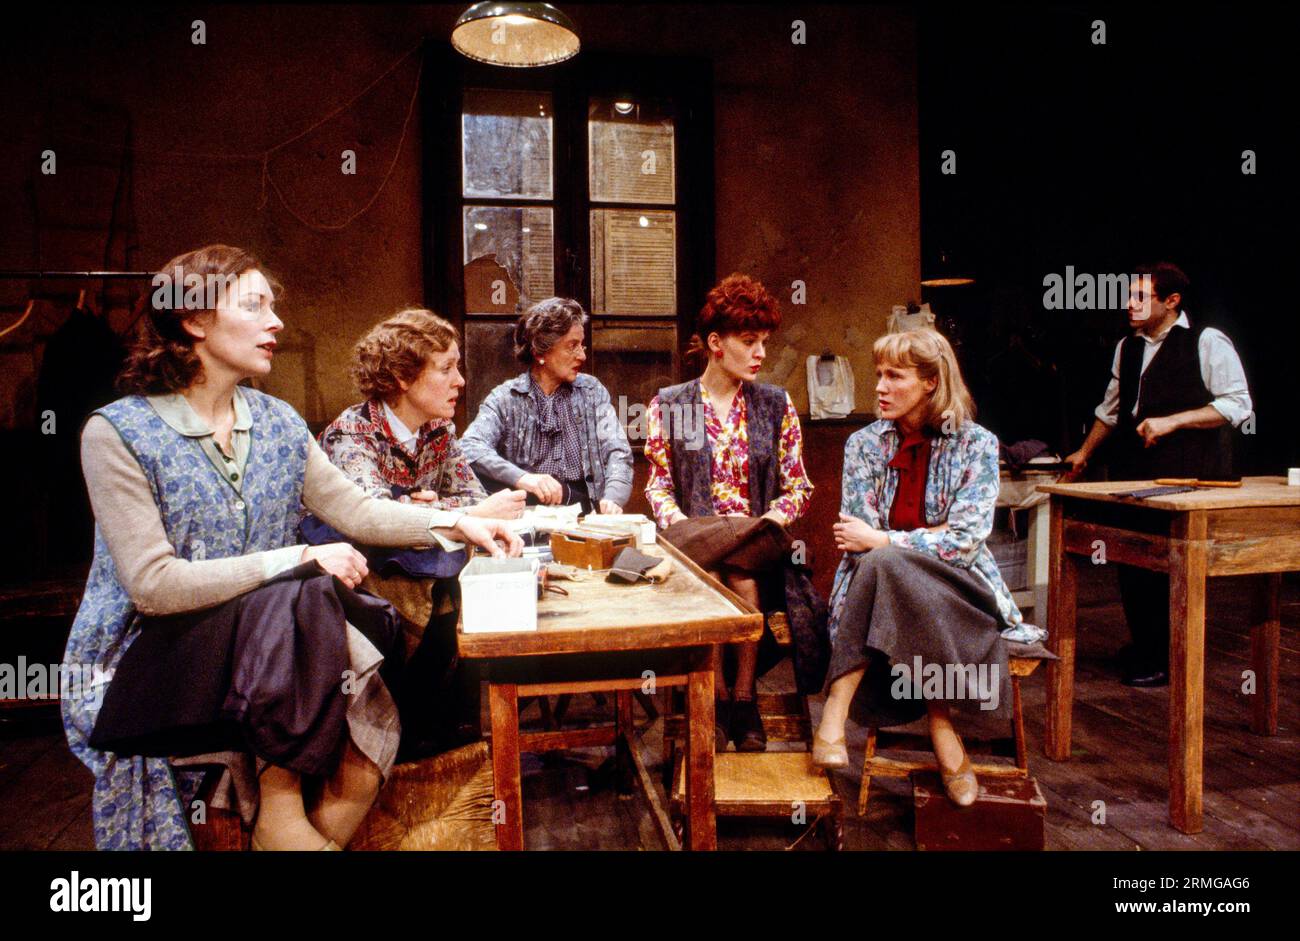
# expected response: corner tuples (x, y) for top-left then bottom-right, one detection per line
(590, 209), (676, 315)
(589, 98), (675, 204)
(464, 206), (554, 314)
(462, 88), (553, 200)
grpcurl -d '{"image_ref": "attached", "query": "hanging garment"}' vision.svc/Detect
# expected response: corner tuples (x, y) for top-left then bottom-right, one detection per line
(35, 304), (126, 564)
(887, 303), (936, 334)
(806, 355), (856, 419)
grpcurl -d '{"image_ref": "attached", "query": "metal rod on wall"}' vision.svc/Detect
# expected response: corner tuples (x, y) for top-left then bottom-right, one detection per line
(0, 271), (153, 280)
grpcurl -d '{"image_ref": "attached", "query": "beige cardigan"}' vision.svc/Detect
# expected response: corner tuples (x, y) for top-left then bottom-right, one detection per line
(81, 415), (465, 616)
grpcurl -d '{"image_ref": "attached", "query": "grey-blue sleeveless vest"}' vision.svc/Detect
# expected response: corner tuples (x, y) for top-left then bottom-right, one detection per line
(61, 388), (309, 849)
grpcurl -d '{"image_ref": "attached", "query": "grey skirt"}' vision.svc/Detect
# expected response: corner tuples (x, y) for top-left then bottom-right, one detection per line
(827, 546), (1011, 724)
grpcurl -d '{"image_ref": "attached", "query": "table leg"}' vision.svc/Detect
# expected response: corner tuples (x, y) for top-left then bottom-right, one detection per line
(488, 682), (524, 850)
(684, 662), (716, 851)
(615, 689), (636, 795)
(1168, 512), (1207, 834)
(1028, 499), (1051, 622)
(1249, 573), (1281, 736)
(1044, 499), (1078, 760)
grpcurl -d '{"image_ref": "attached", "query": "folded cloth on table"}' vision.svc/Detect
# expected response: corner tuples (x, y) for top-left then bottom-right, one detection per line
(606, 547), (673, 584)
(1000, 439), (1050, 472)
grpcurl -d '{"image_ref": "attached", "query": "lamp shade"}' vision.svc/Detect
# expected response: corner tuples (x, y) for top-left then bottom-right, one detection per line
(452, 2), (580, 67)
(920, 248), (975, 287)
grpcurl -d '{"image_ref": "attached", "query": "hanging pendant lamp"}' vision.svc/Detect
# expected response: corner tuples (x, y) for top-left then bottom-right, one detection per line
(452, 2), (580, 67)
(920, 248), (976, 288)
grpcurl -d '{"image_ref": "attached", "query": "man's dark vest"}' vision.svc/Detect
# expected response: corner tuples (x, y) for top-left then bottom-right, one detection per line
(1111, 320), (1235, 480)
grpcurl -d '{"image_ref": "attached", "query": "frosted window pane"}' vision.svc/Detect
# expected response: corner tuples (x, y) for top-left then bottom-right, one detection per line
(462, 89), (553, 200)
(589, 98), (675, 204)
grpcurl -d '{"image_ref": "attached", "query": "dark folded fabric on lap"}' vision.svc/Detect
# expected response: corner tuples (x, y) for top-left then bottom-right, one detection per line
(662, 514), (823, 690)
(89, 561), (404, 777)
(660, 515), (790, 574)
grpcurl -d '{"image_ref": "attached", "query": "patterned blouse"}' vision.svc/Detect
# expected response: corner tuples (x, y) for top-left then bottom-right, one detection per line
(318, 399), (487, 508)
(828, 418), (1043, 643)
(644, 387), (813, 528)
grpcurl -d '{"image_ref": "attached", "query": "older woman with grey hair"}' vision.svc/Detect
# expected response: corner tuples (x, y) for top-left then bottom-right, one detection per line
(461, 297), (633, 514)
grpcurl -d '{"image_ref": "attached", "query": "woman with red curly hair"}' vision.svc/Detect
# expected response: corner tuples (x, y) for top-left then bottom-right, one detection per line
(645, 274), (828, 752)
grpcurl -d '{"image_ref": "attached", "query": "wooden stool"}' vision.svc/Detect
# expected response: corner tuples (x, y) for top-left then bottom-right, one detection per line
(858, 653), (1043, 816)
(663, 612), (844, 850)
(190, 742), (497, 851)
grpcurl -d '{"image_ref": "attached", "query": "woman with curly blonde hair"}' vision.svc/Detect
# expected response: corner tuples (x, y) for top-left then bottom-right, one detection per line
(317, 308), (523, 520)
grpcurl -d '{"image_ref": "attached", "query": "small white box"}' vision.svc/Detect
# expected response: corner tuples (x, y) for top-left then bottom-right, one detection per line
(459, 557), (539, 633)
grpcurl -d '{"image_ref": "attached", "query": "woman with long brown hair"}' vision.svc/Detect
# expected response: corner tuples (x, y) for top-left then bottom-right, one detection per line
(61, 245), (520, 850)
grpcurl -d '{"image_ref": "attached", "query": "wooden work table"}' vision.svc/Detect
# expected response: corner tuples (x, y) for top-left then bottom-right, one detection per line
(1035, 475), (1299, 834)
(457, 537), (763, 850)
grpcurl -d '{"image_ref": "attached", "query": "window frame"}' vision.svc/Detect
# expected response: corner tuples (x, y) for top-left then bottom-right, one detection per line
(422, 40), (715, 429)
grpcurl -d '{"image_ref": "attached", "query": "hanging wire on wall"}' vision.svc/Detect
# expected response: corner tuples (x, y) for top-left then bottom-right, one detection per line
(19, 41), (426, 233)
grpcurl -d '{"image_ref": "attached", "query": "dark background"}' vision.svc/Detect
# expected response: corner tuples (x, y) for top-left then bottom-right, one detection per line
(918, 3), (1293, 471)
(0, 2), (1294, 589)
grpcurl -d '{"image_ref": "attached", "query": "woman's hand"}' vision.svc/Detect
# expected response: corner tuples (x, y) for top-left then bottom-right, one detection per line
(452, 516), (524, 559)
(760, 508), (789, 528)
(516, 472), (564, 505)
(665, 511), (688, 527)
(597, 499), (623, 515)
(470, 489), (527, 519)
(301, 543), (369, 589)
(408, 490), (441, 504)
(833, 513), (888, 553)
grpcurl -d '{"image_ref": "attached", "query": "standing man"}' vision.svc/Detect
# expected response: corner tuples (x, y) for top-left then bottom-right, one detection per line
(1063, 262), (1252, 686)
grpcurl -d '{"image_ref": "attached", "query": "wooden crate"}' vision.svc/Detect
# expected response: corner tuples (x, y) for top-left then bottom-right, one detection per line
(549, 529), (633, 570)
(911, 771), (1046, 851)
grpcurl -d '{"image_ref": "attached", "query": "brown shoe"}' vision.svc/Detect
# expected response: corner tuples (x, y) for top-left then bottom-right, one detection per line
(730, 698), (767, 752)
(714, 699), (732, 752)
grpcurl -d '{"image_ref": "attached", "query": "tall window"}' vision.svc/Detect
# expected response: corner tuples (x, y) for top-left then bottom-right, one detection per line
(587, 97), (678, 412)
(424, 44), (713, 428)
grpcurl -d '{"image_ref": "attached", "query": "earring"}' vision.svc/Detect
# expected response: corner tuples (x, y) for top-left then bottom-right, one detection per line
(714, 350), (723, 359)
(538, 358), (545, 364)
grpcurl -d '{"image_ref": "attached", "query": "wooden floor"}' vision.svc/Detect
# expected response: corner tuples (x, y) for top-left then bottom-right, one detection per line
(2, 567), (1296, 851)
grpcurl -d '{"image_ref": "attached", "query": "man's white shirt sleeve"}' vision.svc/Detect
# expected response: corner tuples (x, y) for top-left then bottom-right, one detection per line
(1199, 328), (1252, 427)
